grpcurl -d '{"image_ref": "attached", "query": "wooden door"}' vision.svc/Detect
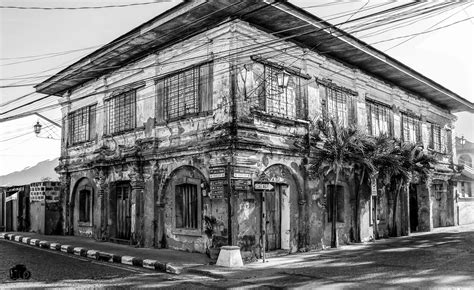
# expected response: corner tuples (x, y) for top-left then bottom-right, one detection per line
(265, 186), (281, 251)
(116, 184), (131, 240)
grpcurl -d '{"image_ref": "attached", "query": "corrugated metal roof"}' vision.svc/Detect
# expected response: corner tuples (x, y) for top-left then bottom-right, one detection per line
(35, 0), (474, 113)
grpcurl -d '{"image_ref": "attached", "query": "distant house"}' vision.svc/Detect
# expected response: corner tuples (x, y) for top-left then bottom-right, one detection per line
(35, 1), (473, 256)
(455, 137), (474, 225)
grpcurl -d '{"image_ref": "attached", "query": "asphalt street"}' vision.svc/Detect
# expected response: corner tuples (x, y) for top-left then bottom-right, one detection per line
(1, 225), (473, 288)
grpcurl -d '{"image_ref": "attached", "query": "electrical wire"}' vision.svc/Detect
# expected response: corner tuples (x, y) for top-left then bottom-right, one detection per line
(0, 2), (163, 10)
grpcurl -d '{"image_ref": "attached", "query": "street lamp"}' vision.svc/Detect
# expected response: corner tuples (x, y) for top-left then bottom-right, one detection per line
(460, 135), (466, 147)
(33, 121), (42, 135)
(277, 70), (290, 88)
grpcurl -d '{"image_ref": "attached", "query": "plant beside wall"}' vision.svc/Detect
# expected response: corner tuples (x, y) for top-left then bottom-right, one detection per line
(204, 215), (226, 260)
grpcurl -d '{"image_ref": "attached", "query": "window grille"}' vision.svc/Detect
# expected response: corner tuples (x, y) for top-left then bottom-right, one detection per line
(401, 113), (421, 143)
(106, 90), (136, 134)
(429, 123), (448, 153)
(366, 101), (392, 136)
(175, 183), (198, 229)
(68, 104), (96, 145)
(156, 62), (213, 122)
(320, 85), (356, 127)
(258, 64), (307, 119)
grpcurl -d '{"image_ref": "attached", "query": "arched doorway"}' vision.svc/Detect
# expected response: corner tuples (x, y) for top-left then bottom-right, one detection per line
(109, 181), (132, 242)
(260, 164), (299, 252)
(71, 178), (94, 237)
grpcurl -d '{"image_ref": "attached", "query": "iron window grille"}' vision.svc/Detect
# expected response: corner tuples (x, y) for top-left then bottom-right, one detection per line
(257, 64), (307, 119)
(429, 123), (448, 153)
(401, 113), (421, 144)
(68, 104), (97, 145)
(366, 100), (392, 136)
(105, 90), (137, 134)
(79, 188), (91, 223)
(156, 62), (213, 122)
(175, 183), (199, 229)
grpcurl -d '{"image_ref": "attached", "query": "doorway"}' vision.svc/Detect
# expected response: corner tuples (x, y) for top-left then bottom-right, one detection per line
(409, 184), (418, 232)
(115, 182), (131, 240)
(265, 184), (289, 251)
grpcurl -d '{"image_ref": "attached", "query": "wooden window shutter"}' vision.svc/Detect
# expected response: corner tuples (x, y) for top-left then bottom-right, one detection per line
(89, 105), (97, 140)
(156, 79), (165, 123)
(446, 129), (452, 154)
(441, 128), (447, 154)
(428, 123), (433, 149)
(252, 63), (266, 110)
(366, 103), (373, 135)
(319, 84), (328, 121)
(348, 95), (357, 125)
(296, 78), (308, 120)
(388, 109), (394, 137)
(199, 62), (213, 113)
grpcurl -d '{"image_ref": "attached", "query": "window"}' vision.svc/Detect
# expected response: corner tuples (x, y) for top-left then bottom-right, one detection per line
(105, 90), (136, 134)
(175, 183), (199, 229)
(401, 113), (421, 143)
(256, 64), (308, 119)
(68, 104), (96, 145)
(366, 101), (392, 136)
(319, 81), (357, 127)
(156, 62), (213, 122)
(327, 185), (344, 223)
(79, 189), (91, 223)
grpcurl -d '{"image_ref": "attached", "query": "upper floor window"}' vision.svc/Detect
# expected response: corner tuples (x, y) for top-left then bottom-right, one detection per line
(156, 62), (213, 122)
(401, 113), (421, 144)
(366, 100), (392, 136)
(105, 90), (136, 134)
(68, 104), (96, 145)
(257, 64), (308, 119)
(319, 80), (357, 127)
(429, 123), (450, 154)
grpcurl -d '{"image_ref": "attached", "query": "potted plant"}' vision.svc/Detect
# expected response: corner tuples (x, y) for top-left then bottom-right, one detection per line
(204, 215), (221, 260)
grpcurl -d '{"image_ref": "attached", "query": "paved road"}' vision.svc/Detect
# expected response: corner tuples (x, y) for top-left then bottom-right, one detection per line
(1, 225), (473, 288)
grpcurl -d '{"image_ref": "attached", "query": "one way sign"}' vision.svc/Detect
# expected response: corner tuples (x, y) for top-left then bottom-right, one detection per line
(254, 182), (274, 191)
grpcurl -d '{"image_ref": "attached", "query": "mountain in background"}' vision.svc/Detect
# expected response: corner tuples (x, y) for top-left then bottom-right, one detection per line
(0, 158), (60, 186)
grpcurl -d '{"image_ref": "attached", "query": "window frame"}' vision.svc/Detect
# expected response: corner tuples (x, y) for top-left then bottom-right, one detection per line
(78, 187), (92, 223)
(68, 104), (97, 146)
(401, 113), (421, 144)
(366, 99), (392, 137)
(156, 61), (213, 123)
(105, 89), (137, 135)
(174, 177), (202, 234)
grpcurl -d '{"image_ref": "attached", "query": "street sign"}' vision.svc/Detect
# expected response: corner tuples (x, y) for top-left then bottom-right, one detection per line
(232, 179), (252, 191)
(210, 167), (226, 179)
(254, 182), (274, 191)
(210, 180), (225, 198)
(371, 180), (377, 196)
(232, 167), (252, 179)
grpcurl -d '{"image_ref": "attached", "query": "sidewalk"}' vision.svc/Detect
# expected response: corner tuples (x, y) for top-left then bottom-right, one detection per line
(0, 232), (211, 275)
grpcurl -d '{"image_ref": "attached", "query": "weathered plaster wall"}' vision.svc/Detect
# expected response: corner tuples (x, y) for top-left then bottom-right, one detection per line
(458, 198), (474, 225)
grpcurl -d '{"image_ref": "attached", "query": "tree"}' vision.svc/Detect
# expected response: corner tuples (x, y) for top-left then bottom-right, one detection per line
(309, 119), (370, 247)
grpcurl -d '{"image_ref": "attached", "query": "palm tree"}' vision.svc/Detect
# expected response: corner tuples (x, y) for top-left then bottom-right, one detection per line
(309, 118), (369, 247)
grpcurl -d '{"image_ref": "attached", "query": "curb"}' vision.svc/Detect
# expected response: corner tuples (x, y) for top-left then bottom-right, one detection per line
(0, 233), (181, 275)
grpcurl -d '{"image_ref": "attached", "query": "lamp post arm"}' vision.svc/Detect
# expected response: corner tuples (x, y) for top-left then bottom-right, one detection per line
(34, 112), (61, 128)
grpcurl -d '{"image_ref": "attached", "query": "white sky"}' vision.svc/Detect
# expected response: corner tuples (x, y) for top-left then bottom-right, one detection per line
(0, 0), (473, 176)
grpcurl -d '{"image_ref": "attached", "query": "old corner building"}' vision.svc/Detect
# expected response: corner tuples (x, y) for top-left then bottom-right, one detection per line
(34, 1), (474, 257)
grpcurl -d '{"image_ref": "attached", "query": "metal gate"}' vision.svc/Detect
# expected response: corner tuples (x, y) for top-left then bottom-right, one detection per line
(116, 184), (131, 240)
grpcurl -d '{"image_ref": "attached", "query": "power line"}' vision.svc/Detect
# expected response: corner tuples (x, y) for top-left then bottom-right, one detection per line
(0, 2), (162, 10)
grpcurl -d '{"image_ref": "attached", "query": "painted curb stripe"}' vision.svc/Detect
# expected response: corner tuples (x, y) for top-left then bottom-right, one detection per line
(21, 237), (29, 244)
(166, 264), (181, 275)
(143, 259), (157, 269)
(39, 241), (50, 248)
(61, 245), (74, 253)
(73, 247), (85, 256)
(97, 252), (114, 262)
(121, 256), (135, 265)
(87, 250), (98, 259)
(14, 235), (22, 242)
(50, 243), (60, 250)
(30, 239), (39, 246)
(0, 233), (6, 239)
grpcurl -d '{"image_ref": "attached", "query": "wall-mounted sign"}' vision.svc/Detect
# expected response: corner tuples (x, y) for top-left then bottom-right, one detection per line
(254, 182), (274, 191)
(232, 179), (252, 191)
(210, 180), (225, 199)
(210, 167), (226, 179)
(371, 178), (377, 196)
(5, 193), (18, 202)
(232, 167), (252, 179)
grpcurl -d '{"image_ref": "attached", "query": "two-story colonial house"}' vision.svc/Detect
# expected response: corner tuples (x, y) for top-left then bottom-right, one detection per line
(35, 1), (473, 257)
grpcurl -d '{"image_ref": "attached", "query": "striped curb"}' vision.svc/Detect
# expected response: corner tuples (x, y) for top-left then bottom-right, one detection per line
(0, 233), (181, 275)
(50, 242), (61, 250)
